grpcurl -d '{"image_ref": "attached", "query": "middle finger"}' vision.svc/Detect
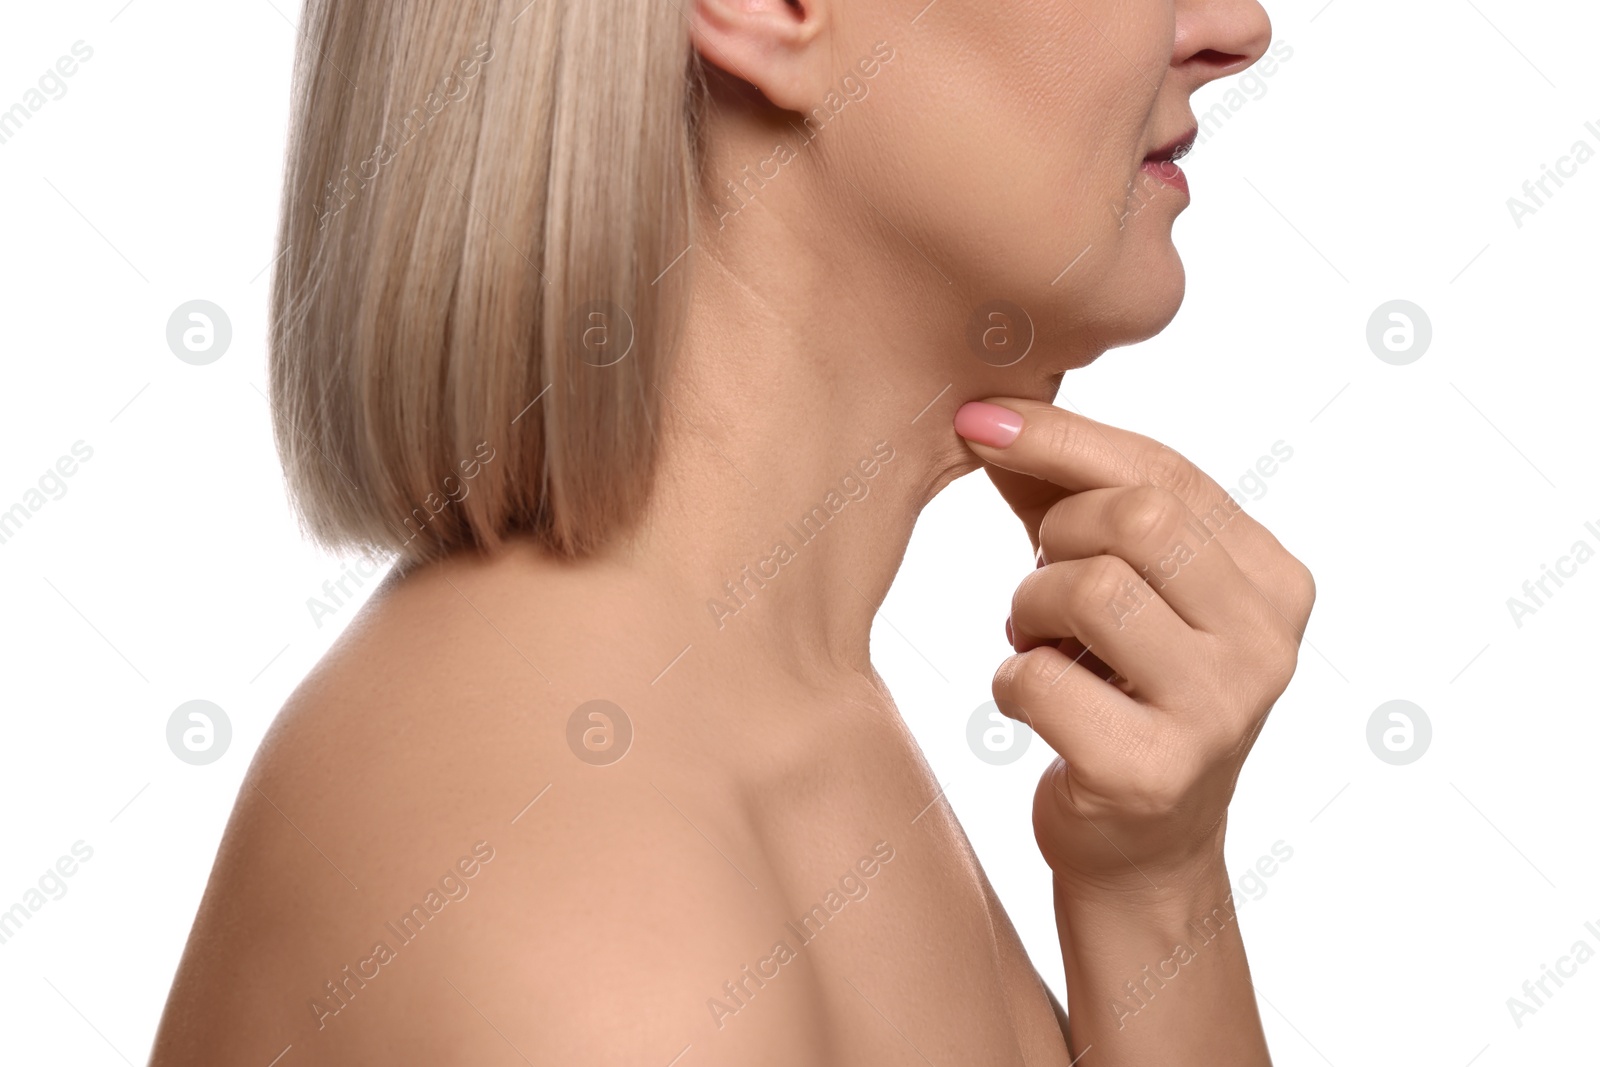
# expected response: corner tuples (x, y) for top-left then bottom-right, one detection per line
(1036, 484), (1269, 635)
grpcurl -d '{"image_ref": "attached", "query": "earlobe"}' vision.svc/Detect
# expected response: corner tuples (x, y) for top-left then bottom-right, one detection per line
(690, 0), (826, 112)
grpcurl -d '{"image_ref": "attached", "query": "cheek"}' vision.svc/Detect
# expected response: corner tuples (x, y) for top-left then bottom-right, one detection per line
(823, 5), (1178, 336)
(863, 66), (1148, 269)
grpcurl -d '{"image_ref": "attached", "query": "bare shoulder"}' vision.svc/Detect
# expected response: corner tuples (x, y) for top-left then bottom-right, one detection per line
(151, 560), (831, 1066)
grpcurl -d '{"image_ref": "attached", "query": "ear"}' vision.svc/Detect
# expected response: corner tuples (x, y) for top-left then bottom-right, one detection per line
(691, 0), (829, 111)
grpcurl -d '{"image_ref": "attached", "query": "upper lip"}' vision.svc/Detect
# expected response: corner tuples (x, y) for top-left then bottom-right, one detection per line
(1144, 125), (1199, 164)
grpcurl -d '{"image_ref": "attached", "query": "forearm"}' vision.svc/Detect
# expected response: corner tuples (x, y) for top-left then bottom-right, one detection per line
(1053, 857), (1270, 1065)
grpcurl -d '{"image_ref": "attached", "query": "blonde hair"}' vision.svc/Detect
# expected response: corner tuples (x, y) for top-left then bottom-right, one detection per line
(270, 0), (702, 564)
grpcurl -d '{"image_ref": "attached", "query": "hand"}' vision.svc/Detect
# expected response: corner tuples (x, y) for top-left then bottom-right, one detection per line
(954, 399), (1316, 895)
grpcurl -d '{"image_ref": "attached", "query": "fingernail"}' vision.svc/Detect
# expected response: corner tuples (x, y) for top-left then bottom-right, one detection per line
(1035, 548), (1046, 569)
(954, 401), (1023, 448)
(1005, 615), (1015, 649)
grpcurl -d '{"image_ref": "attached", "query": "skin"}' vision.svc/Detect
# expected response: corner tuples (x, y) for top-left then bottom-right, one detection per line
(151, 0), (1302, 1064)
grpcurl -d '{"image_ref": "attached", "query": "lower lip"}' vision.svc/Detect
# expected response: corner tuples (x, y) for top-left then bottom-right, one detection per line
(1141, 160), (1189, 198)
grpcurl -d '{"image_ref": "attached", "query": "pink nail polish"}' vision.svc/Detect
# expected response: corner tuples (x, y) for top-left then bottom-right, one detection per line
(954, 401), (1023, 448)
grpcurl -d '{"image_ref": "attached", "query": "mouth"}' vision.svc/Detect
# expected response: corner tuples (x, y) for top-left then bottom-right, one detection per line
(1144, 126), (1199, 165)
(1140, 125), (1198, 197)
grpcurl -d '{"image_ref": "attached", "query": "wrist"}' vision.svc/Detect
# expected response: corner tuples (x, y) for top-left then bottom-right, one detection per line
(1055, 855), (1230, 918)
(1049, 851), (1266, 1060)
(1048, 823), (1230, 908)
(1052, 855), (1245, 991)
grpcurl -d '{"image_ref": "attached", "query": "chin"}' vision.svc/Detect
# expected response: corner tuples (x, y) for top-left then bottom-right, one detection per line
(1099, 250), (1188, 352)
(967, 238), (1187, 390)
(1027, 270), (1187, 382)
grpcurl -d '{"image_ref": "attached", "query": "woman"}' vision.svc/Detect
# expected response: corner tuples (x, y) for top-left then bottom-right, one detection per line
(153, 0), (1313, 1063)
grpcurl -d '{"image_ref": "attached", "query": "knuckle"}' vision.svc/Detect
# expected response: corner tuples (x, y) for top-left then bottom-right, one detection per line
(1036, 499), (1068, 559)
(1252, 626), (1302, 694)
(1140, 444), (1198, 498)
(1259, 534), (1316, 620)
(994, 647), (1063, 714)
(1289, 558), (1317, 614)
(1011, 567), (1059, 628)
(1010, 570), (1039, 618)
(1193, 493), (1242, 537)
(1076, 555), (1134, 611)
(1109, 485), (1188, 558)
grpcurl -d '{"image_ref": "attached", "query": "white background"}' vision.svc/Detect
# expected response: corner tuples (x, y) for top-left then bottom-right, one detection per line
(1, 0), (1596, 1063)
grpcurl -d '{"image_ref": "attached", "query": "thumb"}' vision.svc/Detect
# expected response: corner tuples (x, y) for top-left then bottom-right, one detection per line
(981, 462), (1062, 554)
(954, 400), (1066, 547)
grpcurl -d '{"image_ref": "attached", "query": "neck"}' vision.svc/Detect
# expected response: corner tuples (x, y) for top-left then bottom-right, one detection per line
(421, 169), (1080, 700)
(620, 219), (1051, 688)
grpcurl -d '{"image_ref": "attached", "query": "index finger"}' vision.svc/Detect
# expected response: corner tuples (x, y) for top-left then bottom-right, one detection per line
(953, 397), (1279, 571)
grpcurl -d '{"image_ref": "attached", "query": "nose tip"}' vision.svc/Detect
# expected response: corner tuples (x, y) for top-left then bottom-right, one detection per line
(1238, 3), (1273, 67)
(1178, 0), (1273, 81)
(1235, 1), (1273, 63)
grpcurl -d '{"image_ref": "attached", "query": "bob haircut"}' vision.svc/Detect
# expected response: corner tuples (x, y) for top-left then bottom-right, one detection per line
(270, 0), (703, 565)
